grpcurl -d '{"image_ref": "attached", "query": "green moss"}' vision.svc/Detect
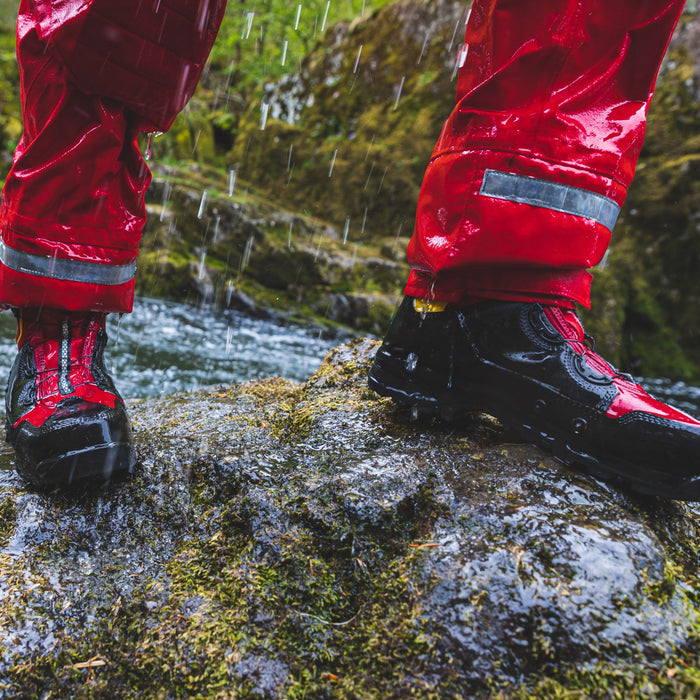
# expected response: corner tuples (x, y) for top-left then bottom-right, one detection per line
(0, 495), (16, 544)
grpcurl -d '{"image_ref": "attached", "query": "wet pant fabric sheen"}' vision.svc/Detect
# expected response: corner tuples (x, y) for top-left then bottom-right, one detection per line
(0, 0), (226, 313)
(405, 0), (686, 307)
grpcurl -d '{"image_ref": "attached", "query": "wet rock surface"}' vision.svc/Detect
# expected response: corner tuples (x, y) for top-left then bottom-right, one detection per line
(1, 340), (700, 697)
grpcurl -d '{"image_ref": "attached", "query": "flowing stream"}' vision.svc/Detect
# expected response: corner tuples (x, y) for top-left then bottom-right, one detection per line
(0, 296), (697, 414)
(0, 297), (338, 403)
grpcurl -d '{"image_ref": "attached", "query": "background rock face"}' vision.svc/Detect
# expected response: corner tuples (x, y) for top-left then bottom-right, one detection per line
(1, 340), (700, 697)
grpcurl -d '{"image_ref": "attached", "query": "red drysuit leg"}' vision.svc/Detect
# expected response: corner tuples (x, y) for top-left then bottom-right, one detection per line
(0, 0), (226, 313)
(405, 0), (686, 307)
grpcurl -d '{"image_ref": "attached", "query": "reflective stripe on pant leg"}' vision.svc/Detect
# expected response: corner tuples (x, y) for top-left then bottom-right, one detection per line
(479, 170), (621, 233)
(0, 242), (136, 286)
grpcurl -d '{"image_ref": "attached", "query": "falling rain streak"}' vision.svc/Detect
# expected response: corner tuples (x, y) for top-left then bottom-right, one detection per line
(245, 11), (254, 39)
(228, 169), (236, 197)
(393, 76), (405, 110)
(353, 45), (363, 73)
(417, 31), (430, 64)
(320, 1), (330, 32)
(238, 235), (254, 278)
(197, 191), (207, 219)
(160, 181), (172, 222)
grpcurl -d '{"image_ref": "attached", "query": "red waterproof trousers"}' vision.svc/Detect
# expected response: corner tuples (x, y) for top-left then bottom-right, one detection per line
(0, 0), (226, 313)
(405, 0), (686, 308)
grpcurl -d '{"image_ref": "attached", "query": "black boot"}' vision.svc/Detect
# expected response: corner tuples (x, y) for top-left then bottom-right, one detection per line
(369, 297), (700, 500)
(5, 309), (136, 487)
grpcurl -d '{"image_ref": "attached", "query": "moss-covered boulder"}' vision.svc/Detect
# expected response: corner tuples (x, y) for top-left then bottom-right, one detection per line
(138, 166), (406, 333)
(2, 340), (700, 697)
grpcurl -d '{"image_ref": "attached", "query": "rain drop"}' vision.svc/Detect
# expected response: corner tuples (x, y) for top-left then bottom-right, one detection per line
(417, 31), (430, 65)
(353, 45), (363, 73)
(160, 180), (172, 222)
(260, 101), (270, 130)
(393, 76), (405, 110)
(145, 133), (154, 161)
(197, 190), (207, 219)
(320, 1), (330, 32)
(245, 11), (255, 39)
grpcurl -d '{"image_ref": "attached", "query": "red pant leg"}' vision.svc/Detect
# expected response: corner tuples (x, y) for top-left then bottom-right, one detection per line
(405, 0), (685, 307)
(0, 0), (225, 313)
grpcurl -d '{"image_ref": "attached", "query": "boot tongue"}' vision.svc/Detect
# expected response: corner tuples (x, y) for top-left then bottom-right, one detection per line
(16, 309), (105, 349)
(543, 305), (616, 377)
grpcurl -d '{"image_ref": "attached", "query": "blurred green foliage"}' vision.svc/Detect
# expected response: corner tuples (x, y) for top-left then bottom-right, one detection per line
(209, 0), (395, 100)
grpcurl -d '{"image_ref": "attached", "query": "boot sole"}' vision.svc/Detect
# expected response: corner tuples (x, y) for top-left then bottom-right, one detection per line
(14, 441), (137, 488)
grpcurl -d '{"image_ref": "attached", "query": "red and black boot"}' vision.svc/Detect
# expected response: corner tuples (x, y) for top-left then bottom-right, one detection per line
(5, 309), (136, 487)
(369, 298), (700, 500)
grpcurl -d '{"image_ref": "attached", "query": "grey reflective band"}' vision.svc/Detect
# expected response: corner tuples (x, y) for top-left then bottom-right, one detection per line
(479, 169), (621, 232)
(0, 241), (136, 286)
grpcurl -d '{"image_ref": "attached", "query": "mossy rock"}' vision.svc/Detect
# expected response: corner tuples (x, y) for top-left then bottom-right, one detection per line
(3, 340), (700, 696)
